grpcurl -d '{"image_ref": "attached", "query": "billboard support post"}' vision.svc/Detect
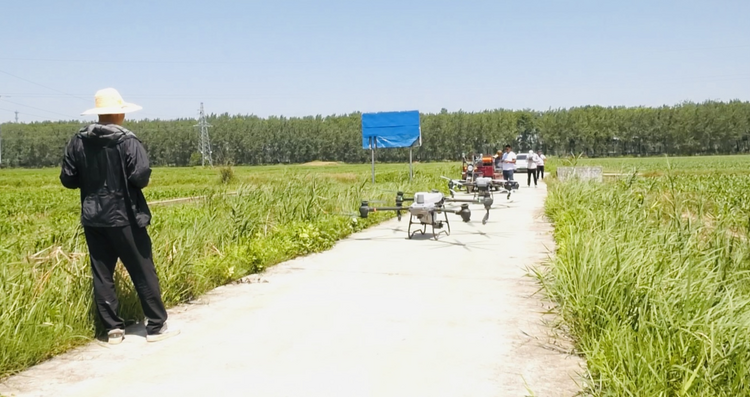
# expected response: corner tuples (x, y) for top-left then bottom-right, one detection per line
(361, 110), (421, 184)
(371, 137), (375, 184)
(409, 147), (413, 180)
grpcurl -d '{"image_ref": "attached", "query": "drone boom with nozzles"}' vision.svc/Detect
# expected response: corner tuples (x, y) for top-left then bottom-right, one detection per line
(358, 190), (494, 240)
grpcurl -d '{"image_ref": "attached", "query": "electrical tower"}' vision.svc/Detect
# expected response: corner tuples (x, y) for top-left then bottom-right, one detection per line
(194, 103), (213, 167)
(14, 111), (18, 123)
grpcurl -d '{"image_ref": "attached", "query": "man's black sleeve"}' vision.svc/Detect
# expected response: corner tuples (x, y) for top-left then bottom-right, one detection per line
(60, 137), (80, 189)
(123, 137), (151, 189)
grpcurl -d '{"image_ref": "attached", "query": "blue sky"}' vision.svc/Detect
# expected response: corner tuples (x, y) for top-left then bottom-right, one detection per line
(0, 0), (748, 123)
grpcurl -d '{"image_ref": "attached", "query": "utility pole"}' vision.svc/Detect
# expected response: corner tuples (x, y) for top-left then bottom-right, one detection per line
(194, 103), (213, 167)
(14, 111), (18, 123)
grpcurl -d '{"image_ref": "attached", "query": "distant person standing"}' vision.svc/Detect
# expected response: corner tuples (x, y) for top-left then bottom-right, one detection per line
(501, 145), (517, 181)
(60, 88), (179, 345)
(535, 150), (547, 179)
(527, 150), (539, 187)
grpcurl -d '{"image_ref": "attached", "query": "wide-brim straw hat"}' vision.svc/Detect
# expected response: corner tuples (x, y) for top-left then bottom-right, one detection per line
(81, 88), (142, 115)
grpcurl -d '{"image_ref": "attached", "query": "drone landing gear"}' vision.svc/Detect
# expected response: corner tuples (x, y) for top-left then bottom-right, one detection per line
(437, 211), (452, 239)
(407, 219), (426, 239)
(407, 212), (451, 240)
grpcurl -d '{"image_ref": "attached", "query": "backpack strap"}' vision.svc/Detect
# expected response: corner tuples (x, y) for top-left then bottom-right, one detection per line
(117, 140), (139, 226)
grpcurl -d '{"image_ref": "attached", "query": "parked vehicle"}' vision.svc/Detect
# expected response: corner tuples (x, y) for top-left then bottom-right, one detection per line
(515, 153), (528, 173)
(460, 154), (504, 192)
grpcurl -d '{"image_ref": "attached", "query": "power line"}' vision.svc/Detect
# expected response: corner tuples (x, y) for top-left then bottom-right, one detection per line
(2, 44), (749, 64)
(0, 44), (747, 65)
(0, 97), (76, 119)
(0, 58), (258, 64)
(0, 106), (48, 120)
(661, 44), (750, 53)
(0, 80), (161, 118)
(0, 68), (90, 103)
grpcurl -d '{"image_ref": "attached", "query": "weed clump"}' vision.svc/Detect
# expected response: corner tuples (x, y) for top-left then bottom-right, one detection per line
(219, 165), (235, 184)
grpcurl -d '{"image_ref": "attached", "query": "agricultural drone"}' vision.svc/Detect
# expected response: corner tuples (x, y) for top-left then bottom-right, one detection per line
(358, 190), (494, 240)
(441, 176), (519, 202)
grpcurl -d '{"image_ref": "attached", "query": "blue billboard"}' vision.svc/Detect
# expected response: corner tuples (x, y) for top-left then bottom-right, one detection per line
(362, 110), (421, 149)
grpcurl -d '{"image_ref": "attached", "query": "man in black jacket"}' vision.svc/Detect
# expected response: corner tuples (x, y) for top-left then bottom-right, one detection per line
(60, 88), (178, 344)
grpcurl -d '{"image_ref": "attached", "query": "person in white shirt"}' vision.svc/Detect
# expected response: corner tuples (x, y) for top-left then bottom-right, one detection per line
(501, 145), (516, 181)
(527, 150), (539, 187)
(535, 150), (547, 179)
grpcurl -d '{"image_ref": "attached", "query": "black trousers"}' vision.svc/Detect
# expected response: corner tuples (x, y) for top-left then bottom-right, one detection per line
(83, 225), (168, 335)
(527, 169), (538, 186)
(537, 166), (545, 179)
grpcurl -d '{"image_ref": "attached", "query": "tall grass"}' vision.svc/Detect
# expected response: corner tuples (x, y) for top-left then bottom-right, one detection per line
(541, 170), (750, 395)
(573, 154), (750, 176)
(0, 163), (457, 379)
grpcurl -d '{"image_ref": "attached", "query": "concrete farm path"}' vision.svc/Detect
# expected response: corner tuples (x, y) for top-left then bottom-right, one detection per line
(1, 183), (583, 397)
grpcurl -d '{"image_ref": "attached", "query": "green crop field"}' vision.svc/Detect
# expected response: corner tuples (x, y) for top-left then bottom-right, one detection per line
(0, 162), (457, 379)
(542, 155), (750, 395)
(4, 156), (750, 396)
(572, 154), (750, 176)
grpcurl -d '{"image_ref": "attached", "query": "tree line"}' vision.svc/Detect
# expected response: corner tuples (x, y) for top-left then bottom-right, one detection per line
(1, 100), (749, 168)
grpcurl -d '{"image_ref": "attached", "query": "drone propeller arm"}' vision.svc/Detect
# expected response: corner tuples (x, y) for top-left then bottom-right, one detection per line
(446, 197), (482, 204)
(443, 204), (472, 222)
(358, 203), (406, 219)
(445, 197), (494, 224)
(367, 206), (405, 212)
